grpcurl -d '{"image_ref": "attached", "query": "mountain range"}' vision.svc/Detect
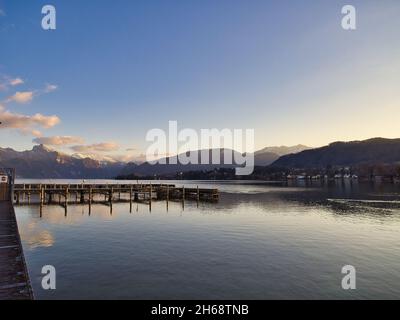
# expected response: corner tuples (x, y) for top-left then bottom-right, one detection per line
(254, 144), (310, 166)
(0, 144), (309, 178)
(272, 138), (400, 168)
(114, 145), (311, 177)
(0, 145), (124, 179)
(3, 138), (400, 178)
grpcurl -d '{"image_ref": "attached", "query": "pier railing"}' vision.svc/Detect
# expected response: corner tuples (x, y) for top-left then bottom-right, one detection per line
(13, 183), (219, 211)
(0, 168), (15, 202)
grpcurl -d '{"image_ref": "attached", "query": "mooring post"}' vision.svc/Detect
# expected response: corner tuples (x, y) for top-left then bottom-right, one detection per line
(149, 183), (152, 211)
(65, 186), (69, 207)
(129, 185), (133, 213)
(109, 186), (113, 204)
(197, 185), (200, 206)
(166, 184), (169, 209)
(28, 184), (31, 204)
(80, 190), (84, 204)
(88, 186), (92, 215)
(40, 187), (44, 206)
(182, 185), (185, 210)
(109, 186), (113, 214)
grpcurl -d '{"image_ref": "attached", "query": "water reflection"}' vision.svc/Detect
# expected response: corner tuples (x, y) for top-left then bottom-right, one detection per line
(15, 181), (400, 299)
(19, 222), (54, 249)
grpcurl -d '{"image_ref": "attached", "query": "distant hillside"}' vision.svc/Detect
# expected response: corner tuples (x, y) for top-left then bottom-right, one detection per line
(0, 145), (124, 179)
(253, 151), (281, 166)
(272, 138), (400, 168)
(253, 144), (310, 166)
(119, 149), (242, 177)
(255, 145), (310, 156)
(119, 145), (310, 177)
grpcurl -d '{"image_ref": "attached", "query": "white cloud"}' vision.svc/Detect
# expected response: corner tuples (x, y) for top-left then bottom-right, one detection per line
(44, 83), (58, 93)
(6, 91), (34, 104)
(18, 128), (43, 137)
(10, 78), (24, 86)
(72, 152), (144, 163)
(0, 9), (5, 16)
(0, 76), (24, 91)
(70, 142), (120, 153)
(33, 136), (85, 146)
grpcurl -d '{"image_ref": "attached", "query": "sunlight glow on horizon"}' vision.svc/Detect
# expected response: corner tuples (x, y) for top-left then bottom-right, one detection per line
(1, 0), (400, 160)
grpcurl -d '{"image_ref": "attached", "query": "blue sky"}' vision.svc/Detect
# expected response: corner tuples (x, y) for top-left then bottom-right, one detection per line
(1, 0), (400, 161)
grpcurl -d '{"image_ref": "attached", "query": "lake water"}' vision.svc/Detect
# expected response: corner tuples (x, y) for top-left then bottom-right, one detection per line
(14, 179), (400, 299)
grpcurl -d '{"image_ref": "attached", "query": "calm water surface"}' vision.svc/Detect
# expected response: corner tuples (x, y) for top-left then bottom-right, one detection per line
(14, 179), (400, 299)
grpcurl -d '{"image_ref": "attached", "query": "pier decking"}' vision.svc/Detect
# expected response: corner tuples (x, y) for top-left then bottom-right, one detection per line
(0, 201), (33, 300)
(13, 183), (219, 211)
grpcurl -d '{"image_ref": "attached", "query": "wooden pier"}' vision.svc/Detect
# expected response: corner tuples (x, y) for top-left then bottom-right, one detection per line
(0, 202), (33, 300)
(0, 168), (33, 300)
(13, 183), (219, 211)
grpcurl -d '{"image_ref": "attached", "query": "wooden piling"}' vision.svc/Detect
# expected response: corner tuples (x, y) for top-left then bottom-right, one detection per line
(12, 183), (218, 210)
(109, 187), (113, 204)
(40, 187), (44, 206)
(166, 184), (169, 210)
(129, 186), (133, 213)
(89, 187), (92, 215)
(64, 186), (69, 207)
(149, 183), (152, 211)
(197, 185), (200, 207)
(80, 191), (84, 204)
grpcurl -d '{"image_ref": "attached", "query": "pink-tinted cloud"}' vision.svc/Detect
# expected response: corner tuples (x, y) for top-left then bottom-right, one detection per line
(0, 107), (60, 135)
(10, 78), (24, 86)
(6, 91), (34, 104)
(33, 136), (84, 146)
(0, 77), (24, 91)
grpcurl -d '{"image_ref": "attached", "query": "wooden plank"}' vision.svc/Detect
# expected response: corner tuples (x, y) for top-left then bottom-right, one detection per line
(13, 183), (219, 204)
(0, 201), (33, 300)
